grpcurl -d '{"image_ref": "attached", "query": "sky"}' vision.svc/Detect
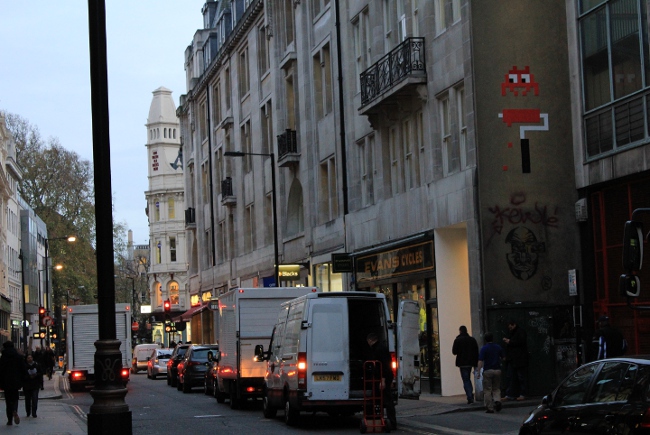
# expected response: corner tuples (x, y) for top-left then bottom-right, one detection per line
(0, 1), (206, 246)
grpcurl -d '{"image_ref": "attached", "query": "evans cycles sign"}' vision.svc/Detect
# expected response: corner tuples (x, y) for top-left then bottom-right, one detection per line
(356, 241), (434, 282)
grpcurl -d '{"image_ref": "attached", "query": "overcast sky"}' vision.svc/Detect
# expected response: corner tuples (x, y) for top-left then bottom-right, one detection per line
(0, 1), (206, 246)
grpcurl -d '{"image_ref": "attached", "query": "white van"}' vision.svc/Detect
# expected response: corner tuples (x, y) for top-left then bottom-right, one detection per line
(254, 291), (420, 425)
(131, 343), (161, 373)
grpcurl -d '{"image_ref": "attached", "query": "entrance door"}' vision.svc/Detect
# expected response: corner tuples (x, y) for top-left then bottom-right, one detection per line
(397, 300), (421, 398)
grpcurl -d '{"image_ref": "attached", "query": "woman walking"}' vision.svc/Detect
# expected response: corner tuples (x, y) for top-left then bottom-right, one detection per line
(24, 354), (43, 417)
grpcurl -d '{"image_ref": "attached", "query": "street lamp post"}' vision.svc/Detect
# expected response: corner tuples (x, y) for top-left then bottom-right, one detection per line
(44, 236), (76, 317)
(224, 151), (280, 286)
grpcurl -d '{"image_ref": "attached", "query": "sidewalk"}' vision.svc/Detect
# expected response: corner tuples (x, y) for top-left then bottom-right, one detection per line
(0, 370), (86, 434)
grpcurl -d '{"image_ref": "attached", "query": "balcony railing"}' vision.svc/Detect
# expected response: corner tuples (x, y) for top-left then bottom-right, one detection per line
(277, 129), (300, 167)
(184, 207), (195, 225)
(221, 177), (236, 206)
(360, 37), (425, 107)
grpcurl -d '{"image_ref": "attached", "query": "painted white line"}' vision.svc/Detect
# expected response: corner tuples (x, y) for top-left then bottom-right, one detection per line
(194, 415), (224, 418)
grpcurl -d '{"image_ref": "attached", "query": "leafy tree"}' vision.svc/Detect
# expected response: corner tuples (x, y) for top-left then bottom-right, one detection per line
(3, 111), (130, 307)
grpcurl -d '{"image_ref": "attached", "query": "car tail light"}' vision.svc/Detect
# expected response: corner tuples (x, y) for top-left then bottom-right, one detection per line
(246, 386), (255, 393)
(187, 361), (200, 367)
(297, 352), (307, 389)
(121, 368), (130, 380)
(71, 371), (84, 380)
(390, 352), (397, 382)
(641, 407), (650, 428)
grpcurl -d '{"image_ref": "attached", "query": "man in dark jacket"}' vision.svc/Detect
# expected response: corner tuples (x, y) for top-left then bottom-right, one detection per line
(593, 315), (627, 359)
(0, 341), (25, 425)
(24, 354), (43, 417)
(503, 320), (528, 401)
(452, 325), (479, 404)
(366, 333), (396, 429)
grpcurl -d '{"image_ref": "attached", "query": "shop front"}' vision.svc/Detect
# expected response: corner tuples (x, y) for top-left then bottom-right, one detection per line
(352, 237), (441, 393)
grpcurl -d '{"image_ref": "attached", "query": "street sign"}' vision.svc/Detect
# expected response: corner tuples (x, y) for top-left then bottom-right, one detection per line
(42, 316), (54, 327)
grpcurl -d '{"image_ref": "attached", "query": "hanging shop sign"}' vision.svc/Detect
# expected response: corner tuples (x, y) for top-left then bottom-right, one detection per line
(279, 264), (301, 281)
(356, 241), (434, 282)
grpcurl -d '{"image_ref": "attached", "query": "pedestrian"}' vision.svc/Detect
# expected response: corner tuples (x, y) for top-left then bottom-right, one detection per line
(452, 325), (479, 404)
(593, 315), (627, 359)
(476, 332), (504, 413)
(0, 341), (26, 425)
(502, 320), (528, 401)
(23, 354), (43, 418)
(365, 332), (397, 430)
(44, 346), (55, 380)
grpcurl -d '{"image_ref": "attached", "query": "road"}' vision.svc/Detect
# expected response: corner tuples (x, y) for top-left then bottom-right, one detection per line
(61, 372), (530, 434)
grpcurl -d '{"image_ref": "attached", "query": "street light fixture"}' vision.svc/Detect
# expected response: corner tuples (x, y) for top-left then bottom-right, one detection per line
(224, 151), (280, 286)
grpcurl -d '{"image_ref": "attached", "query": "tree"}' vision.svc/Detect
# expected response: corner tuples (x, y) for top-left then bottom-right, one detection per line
(3, 111), (129, 306)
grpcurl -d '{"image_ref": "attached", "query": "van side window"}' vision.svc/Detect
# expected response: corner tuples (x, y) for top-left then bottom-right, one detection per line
(283, 301), (305, 356)
(273, 307), (289, 351)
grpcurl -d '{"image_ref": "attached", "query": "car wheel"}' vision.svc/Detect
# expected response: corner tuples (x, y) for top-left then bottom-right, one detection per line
(176, 377), (183, 391)
(204, 380), (209, 395)
(213, 380), (218, 399)
(166, 374), (171, 385)
(262, 395), (277, 419)
(284, 399), (299, 426)
(171, 372), (177, 387)
(183, 379), (191, 394)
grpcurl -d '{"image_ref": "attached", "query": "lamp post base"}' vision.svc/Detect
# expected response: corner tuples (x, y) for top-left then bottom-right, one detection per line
(88, 339), (132, 434)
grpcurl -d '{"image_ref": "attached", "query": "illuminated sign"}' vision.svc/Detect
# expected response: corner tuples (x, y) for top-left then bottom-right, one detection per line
(356, 241), (434, 282)
(279, 265), (301, 281)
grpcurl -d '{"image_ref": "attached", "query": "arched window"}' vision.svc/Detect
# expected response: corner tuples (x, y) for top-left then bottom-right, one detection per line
(169, 281), (179, 305)
(286, 179), (304, 236)
(154, 281), (162, 306)
(173, 129), (176, 139)
(164, 128), (167, 138)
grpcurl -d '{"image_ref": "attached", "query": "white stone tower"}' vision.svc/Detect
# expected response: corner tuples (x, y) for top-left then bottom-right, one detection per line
(145, 87), (188, 339)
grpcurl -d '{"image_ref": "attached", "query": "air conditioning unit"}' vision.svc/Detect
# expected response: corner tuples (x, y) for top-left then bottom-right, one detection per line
(575, 198), (588, 222)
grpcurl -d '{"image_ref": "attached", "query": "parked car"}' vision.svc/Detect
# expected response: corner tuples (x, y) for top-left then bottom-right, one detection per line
(177, 344), (219, 394)
(167, 343), (191, 387)
(132, 343), (161, 373)
(147, 348), (172, 379)
(519, 356), (650, 434)
(204, 358), (219, 396)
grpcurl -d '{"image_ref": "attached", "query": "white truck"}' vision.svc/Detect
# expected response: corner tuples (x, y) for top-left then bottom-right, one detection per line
(66, 303), (132, 391)
(215, 287), (319, 408)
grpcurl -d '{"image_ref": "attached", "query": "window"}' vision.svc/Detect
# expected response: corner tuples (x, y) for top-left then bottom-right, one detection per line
(404, 118), (420, 189)
(169, 237), (177, 262)
(169, 281), (179, 305)
(286, 179), (304, 236)
(357, 134), (375, 207)
(319, 156), (338, 222)
(168, 197), (175, 220)
(587, 362), (636, 403)
(201, 163), (209, 204)
(313, 43), (333, 119)
(218, 220), (227, 262)
(156, 240), (162, 264)
(241, 120), (252, 173)
(383, 0), (397, 52)
(212, 82), (221, 126)
(412, 0), (420, 37)
(285, 67), (297, 129)
(228, 213), (235, 259)
(580, 0), (650, 159)
(397, 0), (407, 42)
(435, 0), (446, 34)
(205, 228), (213, 267)
(155, 281), (162, 306)
(199, 101), (208, 142)
(440, 88), (461, 176)
(353, 8), (371, 92)
(215, 147), (223, 196)
(261, 100), (273, 155)
(452, 0), (461, 23)
(554, 363), (598, 407)
(238, 46), (250, 99)
(389, 125), (403, 195)
(279, 0), (295, 51)
(155, 201), (160, 221)
(258, 25), (270, 76)
(457, 86), (467, 169)
(225, 67), (232, 111)
(311, 0), (330, 19)
(245, 204), (255, 253)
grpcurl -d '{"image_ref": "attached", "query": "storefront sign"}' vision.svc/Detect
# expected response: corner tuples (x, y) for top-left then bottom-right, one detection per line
(279, 264), (301, 281)
(356, 241), (434, 282)
(331, 253), (353, 273)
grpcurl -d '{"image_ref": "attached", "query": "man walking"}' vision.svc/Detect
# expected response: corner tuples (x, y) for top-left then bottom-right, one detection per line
(503, 320), (528, 401)
(476, 332), (504, 413)
(593, 315), (627, 359)
(0, 341), (25, 425)
(452, 325), (479, 404)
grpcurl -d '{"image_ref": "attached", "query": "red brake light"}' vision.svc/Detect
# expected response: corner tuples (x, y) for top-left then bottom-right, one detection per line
(298, 352), (307, 389)
(390, 352), (397, 382)
(72, 371), (83, 379)
(121, 368), (130, 378)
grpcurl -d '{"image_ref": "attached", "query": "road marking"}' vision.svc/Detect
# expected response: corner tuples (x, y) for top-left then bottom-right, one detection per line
(194, 415), (223, 418)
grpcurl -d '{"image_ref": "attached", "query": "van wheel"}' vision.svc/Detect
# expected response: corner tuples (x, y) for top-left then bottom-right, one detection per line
(262, 396), (277, 419)
(284, 400), (299, 426)
(216, 389), (226, 404)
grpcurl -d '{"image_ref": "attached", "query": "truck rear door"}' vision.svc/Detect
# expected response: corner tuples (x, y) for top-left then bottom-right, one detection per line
(397, 300), (421, 399)
(306, 298), (349, 400)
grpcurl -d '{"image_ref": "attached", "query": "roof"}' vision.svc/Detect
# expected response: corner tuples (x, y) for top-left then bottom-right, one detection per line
(174, 302), (208, 322)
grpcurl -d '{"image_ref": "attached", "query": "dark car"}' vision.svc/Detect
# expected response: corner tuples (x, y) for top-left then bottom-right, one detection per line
(519, 356), (650, 434)
(177, 344), (219, 394)
(166, 343), (191, 387)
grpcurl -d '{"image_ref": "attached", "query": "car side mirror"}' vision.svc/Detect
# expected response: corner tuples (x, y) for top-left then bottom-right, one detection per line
(215, 351), (221, 362)
(254, 344), (265, 362)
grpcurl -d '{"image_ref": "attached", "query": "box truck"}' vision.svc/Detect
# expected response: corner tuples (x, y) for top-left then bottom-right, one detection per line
(66, 303), (132, 391)
(215, 287), (319, 408)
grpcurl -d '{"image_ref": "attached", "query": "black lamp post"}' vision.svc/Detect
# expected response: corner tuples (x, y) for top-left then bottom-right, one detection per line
(224, 151), (280, 286)
(18, 249), (27, 354)
(44, 236), (76, 316)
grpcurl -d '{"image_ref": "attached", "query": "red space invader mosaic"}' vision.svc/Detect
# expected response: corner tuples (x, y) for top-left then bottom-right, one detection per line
(501, 66), (539, 97)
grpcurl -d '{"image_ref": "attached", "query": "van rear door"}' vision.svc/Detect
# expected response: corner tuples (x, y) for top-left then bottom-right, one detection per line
(397, 300), (421, 398)
(306, 298), (349, 400)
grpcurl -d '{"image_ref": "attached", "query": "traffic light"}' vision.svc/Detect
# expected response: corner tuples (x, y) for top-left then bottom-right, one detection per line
(38, 307), (46, 326)
(163, 299), (171, 312)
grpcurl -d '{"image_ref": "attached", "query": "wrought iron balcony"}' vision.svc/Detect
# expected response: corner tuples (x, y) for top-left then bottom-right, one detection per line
(221, 177), (236, 207)
(184, 207), (195, 226)
(360, 37), (426, 108)
(277, 129), (299, 167)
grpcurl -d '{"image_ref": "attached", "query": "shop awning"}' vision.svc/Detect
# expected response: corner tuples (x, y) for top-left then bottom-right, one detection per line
(175, 303), (208, 322)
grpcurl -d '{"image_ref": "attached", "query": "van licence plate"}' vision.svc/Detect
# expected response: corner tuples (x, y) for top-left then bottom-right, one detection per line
(313, 374), (341, 382)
